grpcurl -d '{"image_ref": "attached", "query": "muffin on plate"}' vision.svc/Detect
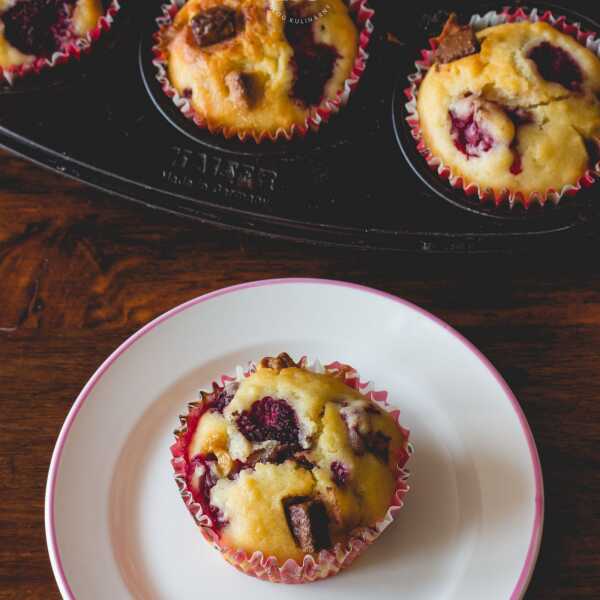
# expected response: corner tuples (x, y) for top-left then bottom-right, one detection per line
(153, 0), (372, 142)
(0, 0), (119, 82)
(412, 13), (600, 205)
(171, 353), (411, 583)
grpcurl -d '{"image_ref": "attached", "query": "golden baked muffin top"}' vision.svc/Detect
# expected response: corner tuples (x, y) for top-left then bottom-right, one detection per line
(160, 0), (359, 139)
(183, 354), (407, 563)
(416, 19), (600, 197)
(0, 0), (103, 69)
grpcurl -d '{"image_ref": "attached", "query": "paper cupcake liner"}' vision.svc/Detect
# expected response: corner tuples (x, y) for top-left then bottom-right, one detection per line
(404, 7), (600, 209)
(152, 0), (375, 143)
(0, 0), (121, 85)
(171, 357), (411, 584)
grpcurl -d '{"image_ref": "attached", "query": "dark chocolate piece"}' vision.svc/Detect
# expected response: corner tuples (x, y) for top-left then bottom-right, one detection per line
(225, 72), (254, 108)
(190, 7), (244, 48)
(295, 455), (315, 470)
(247, 443), (295, 466)
(365, 431), (390, 463)
(285, 498), (331, 553)
(434, 13), (480, 64)
(260, 352), (298, 371)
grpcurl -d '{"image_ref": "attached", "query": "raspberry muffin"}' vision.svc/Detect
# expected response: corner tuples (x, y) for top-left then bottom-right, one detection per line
(415, 14), (600, 203)
(0, 0), (116, 81)
(154, 0), (366, 141)
(171, 353), (410, 583)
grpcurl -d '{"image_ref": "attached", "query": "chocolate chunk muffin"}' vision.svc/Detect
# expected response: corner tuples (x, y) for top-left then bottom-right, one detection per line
(171, 353), (411, 582)
(154, 0), (365, 141)
(413, 13), (600, 203)
(0, 0), (105, 71)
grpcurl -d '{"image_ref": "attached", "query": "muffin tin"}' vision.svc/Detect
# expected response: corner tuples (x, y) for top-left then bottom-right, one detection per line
(0, 0), (599, 252)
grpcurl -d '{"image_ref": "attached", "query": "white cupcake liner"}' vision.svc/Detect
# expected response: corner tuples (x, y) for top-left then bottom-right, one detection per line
(404, 7), (600, 209)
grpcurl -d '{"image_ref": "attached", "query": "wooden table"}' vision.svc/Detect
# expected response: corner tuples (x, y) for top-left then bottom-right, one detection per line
(1, 148), (598, 599)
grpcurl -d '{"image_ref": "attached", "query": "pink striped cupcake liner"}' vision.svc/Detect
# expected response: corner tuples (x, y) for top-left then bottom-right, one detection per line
(152, 0), (375, 143)
(404, 7), (600, 209)
(0, 0), (121, 85)
(171, 357), (412, 584)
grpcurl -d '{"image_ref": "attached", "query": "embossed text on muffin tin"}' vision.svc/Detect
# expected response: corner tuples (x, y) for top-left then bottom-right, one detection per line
(162, 146), (279, 206)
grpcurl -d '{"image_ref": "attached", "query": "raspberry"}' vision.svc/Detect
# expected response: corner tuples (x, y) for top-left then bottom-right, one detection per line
(2, 0), (76, 57)
(449, 107), (495, 158)
(284, 7), (338, 107)
(188, 454), (225, 528)
(211, 389), (233, 412)
(331, 461), (350, 486)
(236, 397), (300, 445)
(510, 150), (523, 175)
(528, 42), (583, 92)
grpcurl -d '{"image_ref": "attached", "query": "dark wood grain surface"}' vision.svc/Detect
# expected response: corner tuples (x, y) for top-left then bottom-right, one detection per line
(1, 148), (599, 599)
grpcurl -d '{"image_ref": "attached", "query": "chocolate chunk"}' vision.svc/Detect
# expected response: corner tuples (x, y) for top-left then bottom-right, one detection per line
(225, 71), (255, 109)
(295, 455), (315, 470)
(365, 431), (390, 463)
(433, 13), (480, 64)
(260, 353), (298, 371)
(285, 498), (331, 553)
(190, 7), (244, 48)
(247, 443), (295, 466)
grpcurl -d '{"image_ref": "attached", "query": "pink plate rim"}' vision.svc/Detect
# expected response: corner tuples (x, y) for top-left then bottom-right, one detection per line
(44, 277), (544, 599)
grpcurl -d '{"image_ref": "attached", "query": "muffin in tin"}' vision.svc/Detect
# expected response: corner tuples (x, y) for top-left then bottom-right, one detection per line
(0, 0), (117, 81)
(154, 0), (368, 141)
(414, 14), (600, 203)
(171, 353), (411, 582)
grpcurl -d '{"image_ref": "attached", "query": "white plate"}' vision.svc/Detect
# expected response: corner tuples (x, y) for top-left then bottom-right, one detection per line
(45, 279), (544, 600)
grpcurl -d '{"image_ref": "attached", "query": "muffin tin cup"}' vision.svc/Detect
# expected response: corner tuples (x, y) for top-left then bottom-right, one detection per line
(171, 358), (412, 584)
(152, 0), (375, 143)
(0, 0), (121, 85)
(404, 7), (600, 210)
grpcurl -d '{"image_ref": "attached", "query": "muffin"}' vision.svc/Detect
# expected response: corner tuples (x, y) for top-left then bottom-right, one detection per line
(154, 0), (369, 141)
(413, 13), (600, 204)
(171, 353), (411, 583)
(0, 0), (117, 82)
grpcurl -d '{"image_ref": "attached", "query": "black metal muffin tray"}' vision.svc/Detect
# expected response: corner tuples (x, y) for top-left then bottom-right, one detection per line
(1, 0), (599, 252)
